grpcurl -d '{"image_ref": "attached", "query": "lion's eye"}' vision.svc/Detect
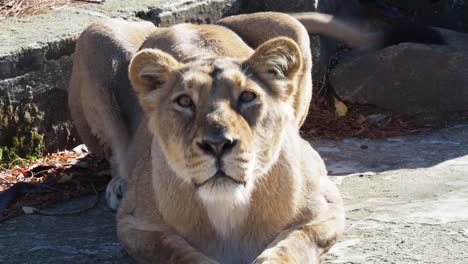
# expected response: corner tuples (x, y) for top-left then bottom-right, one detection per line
(176, 95), (193, 108)
(239, 91), (257, 103)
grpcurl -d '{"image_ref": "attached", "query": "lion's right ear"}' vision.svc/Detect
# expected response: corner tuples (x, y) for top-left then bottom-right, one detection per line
(245, 37), (302, 100)
(129, 49), (180, 94)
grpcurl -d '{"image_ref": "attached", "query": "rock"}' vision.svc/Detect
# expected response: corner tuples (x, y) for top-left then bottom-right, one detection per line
(136, 0), (240, 26)
(366, 114), (387, 123)
(330, 41), (468, 114)
(72, 144), (89, 154)
(0, 38), (79, 157)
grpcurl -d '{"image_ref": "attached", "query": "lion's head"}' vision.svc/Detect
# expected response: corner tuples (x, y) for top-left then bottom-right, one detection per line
(129, 37), (303, 209)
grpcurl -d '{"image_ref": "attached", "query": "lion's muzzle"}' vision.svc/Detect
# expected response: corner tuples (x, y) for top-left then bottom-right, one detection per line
(197, 130), (238, 160)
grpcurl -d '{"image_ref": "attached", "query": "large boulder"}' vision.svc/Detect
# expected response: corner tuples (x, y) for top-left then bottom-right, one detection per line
(330, 28), (468, 114)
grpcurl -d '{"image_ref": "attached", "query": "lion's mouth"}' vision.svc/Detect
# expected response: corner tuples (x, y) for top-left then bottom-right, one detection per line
(194, 170), (246, 188)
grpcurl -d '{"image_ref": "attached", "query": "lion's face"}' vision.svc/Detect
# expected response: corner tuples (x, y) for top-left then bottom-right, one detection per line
(129, 37), (303, 204)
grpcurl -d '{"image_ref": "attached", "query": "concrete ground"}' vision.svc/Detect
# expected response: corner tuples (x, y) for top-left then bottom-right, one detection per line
(0, 124), (467, 263)
(319, 124), (468, 264)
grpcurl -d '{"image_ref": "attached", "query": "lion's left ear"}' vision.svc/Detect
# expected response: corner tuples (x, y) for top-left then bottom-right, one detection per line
(246, 37), (303, 97)
(129, 48), (181, 95)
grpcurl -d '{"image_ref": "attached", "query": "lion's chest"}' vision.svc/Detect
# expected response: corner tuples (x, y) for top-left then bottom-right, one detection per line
(162, 195), (263, 262)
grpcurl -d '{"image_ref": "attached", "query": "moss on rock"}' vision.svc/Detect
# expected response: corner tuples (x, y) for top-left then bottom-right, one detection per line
(0, 103), (46, 167)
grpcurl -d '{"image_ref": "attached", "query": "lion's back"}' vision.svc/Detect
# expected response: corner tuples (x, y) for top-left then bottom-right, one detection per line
(140, 23), (253, 62)
(68, 19), (155, 156)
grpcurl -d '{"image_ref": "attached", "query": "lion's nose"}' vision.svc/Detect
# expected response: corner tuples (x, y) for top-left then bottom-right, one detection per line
(197, 133), (238, 157)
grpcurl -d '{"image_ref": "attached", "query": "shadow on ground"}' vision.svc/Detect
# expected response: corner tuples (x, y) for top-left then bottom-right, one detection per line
(311, 124), (468, 175)
(0, 194), (130, 263)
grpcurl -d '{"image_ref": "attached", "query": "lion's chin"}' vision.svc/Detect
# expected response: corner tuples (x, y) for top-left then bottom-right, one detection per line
(195, 170), (245, 188)
(196, 174), (253, 206)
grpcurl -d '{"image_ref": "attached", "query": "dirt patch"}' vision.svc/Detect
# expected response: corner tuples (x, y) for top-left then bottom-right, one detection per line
(302, 99), (418, 140)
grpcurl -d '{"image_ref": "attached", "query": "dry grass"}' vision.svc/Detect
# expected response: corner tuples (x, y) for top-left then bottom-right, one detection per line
(0, 0), (103, 20)
(0, 0), (69, 20)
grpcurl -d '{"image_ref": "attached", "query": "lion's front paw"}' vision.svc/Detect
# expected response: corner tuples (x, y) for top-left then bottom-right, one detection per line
(252, 251), (291, 264)
(253, 247), (315, 264)
(105, 176), (127, 210)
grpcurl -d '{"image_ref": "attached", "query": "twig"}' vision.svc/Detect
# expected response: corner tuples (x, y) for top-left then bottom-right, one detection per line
(7, 156), (26, 168)
(29, 168), (54, 178)
(345, 212), (376, 234)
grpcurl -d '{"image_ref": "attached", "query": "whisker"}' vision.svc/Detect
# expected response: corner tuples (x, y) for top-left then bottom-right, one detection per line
(188, 159), (207, 167)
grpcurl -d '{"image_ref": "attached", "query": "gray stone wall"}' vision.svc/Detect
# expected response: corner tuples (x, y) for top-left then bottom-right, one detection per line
(0, 39), (78, 160)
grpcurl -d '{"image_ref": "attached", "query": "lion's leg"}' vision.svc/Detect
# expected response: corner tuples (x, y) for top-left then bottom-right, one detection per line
(217, 12), (312, 127)
(76, 71), (129, 209)
(253, 178), (345, 264)
(117, 158), (218, 264)
(68, 56), (107, 157)
(70, 68), (126, 209)
(117, 218), (218, 264)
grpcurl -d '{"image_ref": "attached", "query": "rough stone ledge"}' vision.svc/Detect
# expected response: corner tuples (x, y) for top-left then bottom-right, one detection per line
(136, 0), (240, 26)
(0, 38), (76, 81)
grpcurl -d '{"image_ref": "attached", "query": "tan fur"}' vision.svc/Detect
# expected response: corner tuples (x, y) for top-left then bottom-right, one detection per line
(69, 12), (349, 263)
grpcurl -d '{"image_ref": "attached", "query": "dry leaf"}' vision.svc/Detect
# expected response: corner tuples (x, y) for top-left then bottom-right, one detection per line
(334, 97), (348, 117)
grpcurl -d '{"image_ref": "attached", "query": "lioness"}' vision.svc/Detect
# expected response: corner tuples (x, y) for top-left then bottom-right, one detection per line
(68, 11), (442, 263)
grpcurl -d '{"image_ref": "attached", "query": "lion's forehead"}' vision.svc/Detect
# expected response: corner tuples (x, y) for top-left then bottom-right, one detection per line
(183, 57), (243, 79)
(179, 57), (247, 97)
